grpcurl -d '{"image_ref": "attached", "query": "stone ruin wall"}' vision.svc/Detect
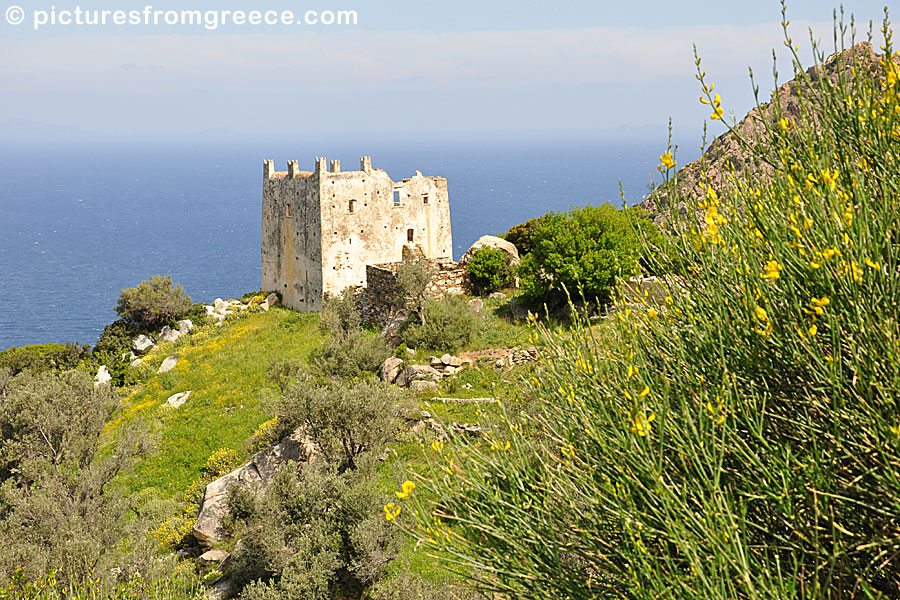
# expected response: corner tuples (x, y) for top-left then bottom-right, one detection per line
(262, 155), (453, 312)
(358, 258), (472, 325)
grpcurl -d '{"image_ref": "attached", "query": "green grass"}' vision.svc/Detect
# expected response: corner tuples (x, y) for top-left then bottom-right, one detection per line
(103, 307), (320, 499)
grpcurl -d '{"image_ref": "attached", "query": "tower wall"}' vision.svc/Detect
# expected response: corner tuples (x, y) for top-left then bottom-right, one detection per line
(261, 161), (324, 311)
(262, 156), (453, 310)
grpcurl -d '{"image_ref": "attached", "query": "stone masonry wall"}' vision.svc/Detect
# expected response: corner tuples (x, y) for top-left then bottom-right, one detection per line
(359, 258), (472, 325)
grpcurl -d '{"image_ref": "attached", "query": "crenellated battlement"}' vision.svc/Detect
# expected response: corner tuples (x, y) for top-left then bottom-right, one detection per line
(264, 156), (386, 180)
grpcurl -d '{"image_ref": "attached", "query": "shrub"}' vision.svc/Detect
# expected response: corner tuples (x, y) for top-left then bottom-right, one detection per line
(309, 290), (391, 379)
(114, 274), (192, 329)
(226, 458), (399, 599)
(309, 331), (391, 380)
(466, 247), (515, 295)
(0, 343), (92, 376)
(277, 375), (412, 470)
(402, 17), (900, 600)
(93, 319), (139, 357)
(501, 216), (546, 257)
(401, 296), (480, 352)
(517, 204), (654, 306)
(0, 370), (148, 589)
(318, 289), (361, 339)
(392, 257), (434, 325)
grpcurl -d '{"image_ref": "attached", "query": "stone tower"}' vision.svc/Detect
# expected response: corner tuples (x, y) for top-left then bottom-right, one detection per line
(261, 156), (453, 311)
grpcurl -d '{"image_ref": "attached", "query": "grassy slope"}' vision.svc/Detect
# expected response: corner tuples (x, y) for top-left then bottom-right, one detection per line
(99, 292), (538, 592)
(104, 307), (320, 498)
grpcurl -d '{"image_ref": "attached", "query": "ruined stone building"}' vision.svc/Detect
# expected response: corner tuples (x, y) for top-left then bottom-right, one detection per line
(261, 156), (453, 311)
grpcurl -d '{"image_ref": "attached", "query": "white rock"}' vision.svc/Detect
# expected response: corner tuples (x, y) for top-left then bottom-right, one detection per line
(410, 380), (439, 393)
(158, 326), (182, 344)
(166, 391), (192, 408)
(213, 298), (228, 312)
(177, 319), (194, 332)
(158, 355), (179, 374)
(193, 429), (315, 546)
(395, 365), (442, 388)
(132, 334), (155, 354)
(130, 358), (143, 368)
(458, 235), (520, 267)
(380, 357), (404, 384)
(440, 353), (453, 365)
(197, 549), (229, 567)
(94, 365), (111, 387)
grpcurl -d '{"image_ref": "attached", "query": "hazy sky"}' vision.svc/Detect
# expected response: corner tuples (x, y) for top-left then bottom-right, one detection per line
(0, 0), (894, 143)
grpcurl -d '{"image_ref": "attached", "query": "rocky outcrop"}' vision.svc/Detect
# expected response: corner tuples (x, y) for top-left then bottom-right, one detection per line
(395, 364), (442, 388)
(459, 235), (520, 267)
(192, 429), (316, 546)
(639, 42), (883, 226)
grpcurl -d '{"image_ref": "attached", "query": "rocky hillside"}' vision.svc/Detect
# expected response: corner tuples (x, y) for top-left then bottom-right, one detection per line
(639, 41), (883, 225)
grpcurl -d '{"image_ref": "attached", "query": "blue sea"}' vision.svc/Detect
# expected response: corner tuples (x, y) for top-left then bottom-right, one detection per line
(0, 137), (671, 349)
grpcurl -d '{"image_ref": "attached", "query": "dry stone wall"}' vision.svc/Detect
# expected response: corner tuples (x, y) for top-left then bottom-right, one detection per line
(359, 258), (472, 325)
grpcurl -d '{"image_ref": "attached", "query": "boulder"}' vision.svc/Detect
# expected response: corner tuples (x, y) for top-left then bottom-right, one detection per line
(177, 319), (194, 332)
(158, 355), (179, 374)
(94, 365), (111, 387)
(130, 358), (143, 368)
(166, 391), (192, 408)
(468, 298), (484, 314)
(409, 380), (439, 393)
(488, 292), (507, 299)
(206, 577), (232, 600)
(213, 298), (228, 312)
(395, 364), (442, 388)
(193, 429), (316, 546)
(458, 235), (520, 267)
(381, 316), (405, 347)
(429, 356), (444, 368)
(158, 326), (182, 344)
(132, 334), (155, 354)
(380, 357), (404, 384)
(440, 353), (453, 365)
(197, 549), (229, 567)
(260, 293), (280, 312)
(509, 298), (530, 321)
(446, 355), (462, 367)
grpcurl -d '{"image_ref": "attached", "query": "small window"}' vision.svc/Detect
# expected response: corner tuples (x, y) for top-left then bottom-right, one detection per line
(348, 199), (356, 213)
(407, 228), (414, 243)
(423, 194), (429, 205)
(286, 204), (292, 217)
(393, 190), (401, 206)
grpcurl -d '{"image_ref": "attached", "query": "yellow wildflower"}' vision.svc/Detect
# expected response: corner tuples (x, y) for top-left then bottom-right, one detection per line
(659, 151), (676, 171)
(396, 480), (416, 499)
(761, 260), (782, 280)
(631, 410), (656, 437)
(384, 503), (401, 521)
